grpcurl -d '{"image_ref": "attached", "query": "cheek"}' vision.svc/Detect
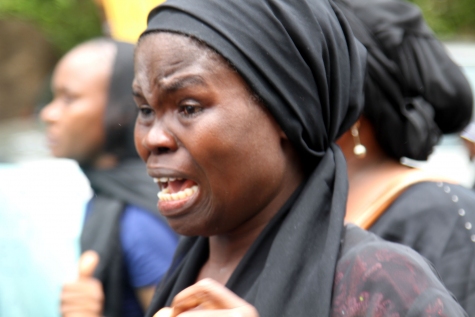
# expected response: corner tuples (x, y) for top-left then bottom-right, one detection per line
(134, 122), (149, 162)
(189, 108), (284, 194)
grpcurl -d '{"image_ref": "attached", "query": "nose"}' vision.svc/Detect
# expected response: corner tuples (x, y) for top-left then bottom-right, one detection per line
(141, 119), (178, 156)
(40, 100), (61, 125)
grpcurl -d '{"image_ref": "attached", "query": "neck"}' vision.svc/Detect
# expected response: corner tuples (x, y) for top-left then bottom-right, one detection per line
(198, 143), (304, 285)
(337, 117), (412, 216)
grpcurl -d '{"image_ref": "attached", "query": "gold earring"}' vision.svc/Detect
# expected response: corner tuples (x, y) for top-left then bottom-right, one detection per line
(351, 122), (366, 159)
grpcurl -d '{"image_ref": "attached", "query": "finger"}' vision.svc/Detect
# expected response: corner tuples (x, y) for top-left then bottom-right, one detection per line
(61, 301), (103, 317)
(78, 250), (100, 279)
(153, 307), (174, 317)
(171, 279), (250, 316)
(61, 280), (104, 316)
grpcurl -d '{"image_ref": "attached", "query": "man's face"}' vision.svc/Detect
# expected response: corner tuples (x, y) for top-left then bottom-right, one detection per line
(40, 48), (110, 164)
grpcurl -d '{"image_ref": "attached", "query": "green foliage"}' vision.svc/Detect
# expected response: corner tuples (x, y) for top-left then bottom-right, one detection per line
(409, 0), (475, 39)
(0, 0), (102, 54)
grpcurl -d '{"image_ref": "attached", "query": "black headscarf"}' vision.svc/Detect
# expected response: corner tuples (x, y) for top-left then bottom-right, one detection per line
(334, 0), (473, 160)
(103, 40), (139, 161)
(141, 1), (366, 317)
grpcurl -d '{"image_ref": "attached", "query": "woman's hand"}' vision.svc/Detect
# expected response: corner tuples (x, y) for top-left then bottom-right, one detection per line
(154, 278), (259, 317)
(61, 250), (104, 317)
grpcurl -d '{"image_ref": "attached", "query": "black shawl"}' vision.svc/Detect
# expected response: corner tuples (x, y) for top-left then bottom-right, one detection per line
(142, 1), (366, 316)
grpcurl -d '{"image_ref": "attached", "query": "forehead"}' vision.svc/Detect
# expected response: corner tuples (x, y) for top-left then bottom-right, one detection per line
(134, 33), (227, 90)
(53, 46), (113, 90)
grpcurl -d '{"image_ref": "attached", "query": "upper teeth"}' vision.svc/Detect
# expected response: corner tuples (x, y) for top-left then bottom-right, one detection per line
(153, 177), (183, 183)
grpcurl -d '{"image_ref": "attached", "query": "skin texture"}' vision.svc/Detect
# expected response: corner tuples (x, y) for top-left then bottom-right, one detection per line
(337, 116), (412, 218)
(133, 32), (304, 316)
(40, 44), (113, 167)
(41, 43), (155, 316)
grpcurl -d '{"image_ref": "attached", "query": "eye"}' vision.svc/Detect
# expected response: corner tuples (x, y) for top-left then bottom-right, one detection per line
(62, 94), (76, 105)
(140, 107), (153, 116)
(137, 105), (154, 120)
(179, 104), (203, 118)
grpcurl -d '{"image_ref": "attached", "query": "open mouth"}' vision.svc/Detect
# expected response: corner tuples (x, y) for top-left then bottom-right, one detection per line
(153, 177), (198, 201)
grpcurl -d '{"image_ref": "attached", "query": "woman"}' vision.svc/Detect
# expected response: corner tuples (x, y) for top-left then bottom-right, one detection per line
(41, 38), (178, 317)
(132, 0), (467, 316)
(333, 0), (475, 314)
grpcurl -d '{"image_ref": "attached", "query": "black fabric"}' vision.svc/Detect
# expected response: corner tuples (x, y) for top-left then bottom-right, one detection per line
(334, 0), (473, 160)
(142, 0), (366, 317)
(85, 159), (160, 214)
(103, 40), (139, 161)
(370, 181), (475, 315)
(81, 159), (165, 317)
(80, 196), (124, 317)
(333, 224), (467, 316)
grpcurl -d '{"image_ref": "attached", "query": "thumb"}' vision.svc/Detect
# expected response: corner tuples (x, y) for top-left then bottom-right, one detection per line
(78, 250), (100, 279)
(154, 307), (173, 317)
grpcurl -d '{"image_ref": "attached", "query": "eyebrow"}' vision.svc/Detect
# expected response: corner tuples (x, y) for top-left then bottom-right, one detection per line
(159, 75), (208, 93)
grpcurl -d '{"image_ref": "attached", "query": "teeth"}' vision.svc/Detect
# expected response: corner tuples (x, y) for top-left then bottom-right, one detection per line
(158, 185), (198, 201)
(155, 177), (184, 183)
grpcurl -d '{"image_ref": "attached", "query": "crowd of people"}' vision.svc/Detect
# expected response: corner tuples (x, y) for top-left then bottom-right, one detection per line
(7, 0), (475, 316)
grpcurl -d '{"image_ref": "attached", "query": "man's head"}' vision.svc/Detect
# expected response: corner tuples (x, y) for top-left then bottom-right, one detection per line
(40, 39), (116, 166)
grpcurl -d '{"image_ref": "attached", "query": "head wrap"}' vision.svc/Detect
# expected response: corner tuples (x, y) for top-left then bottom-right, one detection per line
(144, 0), (366, 169)
(335, 0), (473, 160)
(103, 40), (139, 161)
(141, 1), (366, 316)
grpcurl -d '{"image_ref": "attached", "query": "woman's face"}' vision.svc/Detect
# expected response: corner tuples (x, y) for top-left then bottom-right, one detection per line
(40, 46), (111, 165)
(133, 33), (301, 236)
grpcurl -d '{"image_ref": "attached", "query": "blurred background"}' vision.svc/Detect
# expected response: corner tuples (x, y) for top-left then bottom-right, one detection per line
(0, 0), (474, 316)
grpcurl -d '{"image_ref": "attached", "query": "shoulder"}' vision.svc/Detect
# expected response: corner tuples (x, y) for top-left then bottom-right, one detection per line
(332, 225), (467, 317)
(371, 181), (475, 254)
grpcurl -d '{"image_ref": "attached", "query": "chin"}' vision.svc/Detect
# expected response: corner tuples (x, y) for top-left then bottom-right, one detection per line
(167, 217), (219, 237)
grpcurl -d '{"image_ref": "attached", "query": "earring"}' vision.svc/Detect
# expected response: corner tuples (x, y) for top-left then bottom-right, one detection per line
(351, 122), (366, 159)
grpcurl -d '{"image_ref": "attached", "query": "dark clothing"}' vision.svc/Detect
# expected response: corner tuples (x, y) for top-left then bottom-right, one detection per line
(83, 202), (177, 317)
(370, 181), (475, 315)
(333, 224), (467, 316)
(81, 160), (173, 317)
(147, 222), (467, 317)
